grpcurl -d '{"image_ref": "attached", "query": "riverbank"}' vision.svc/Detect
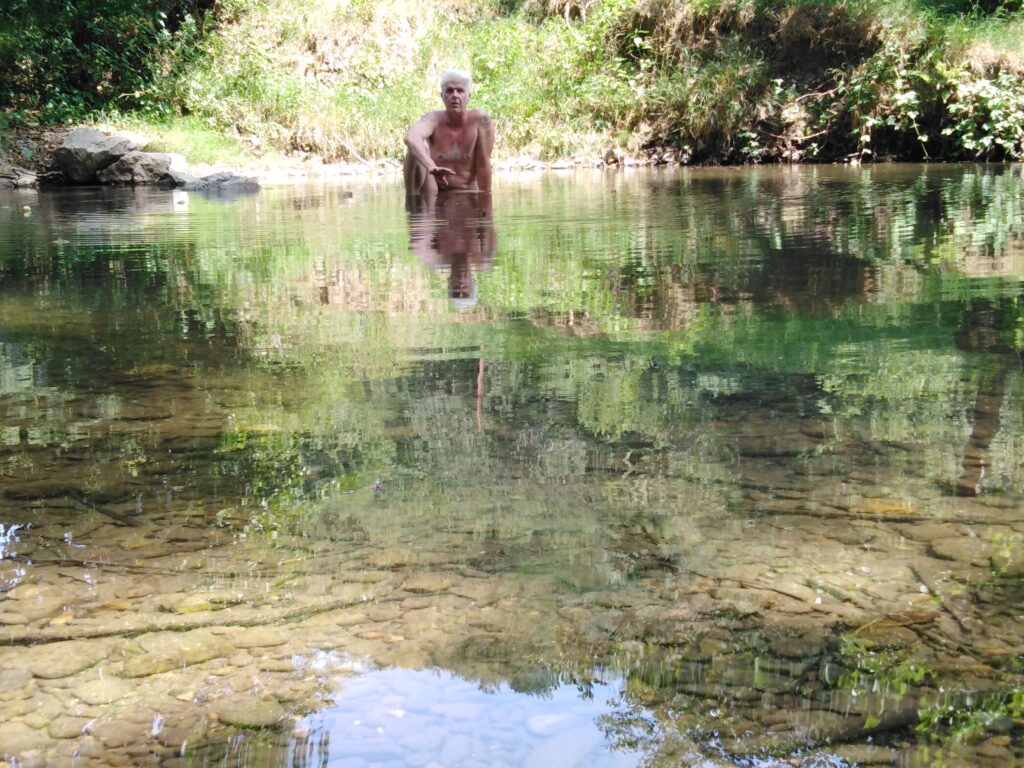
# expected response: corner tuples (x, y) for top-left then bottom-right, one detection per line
(0, 121), (677, 190)
(3, 1), (1022, 176)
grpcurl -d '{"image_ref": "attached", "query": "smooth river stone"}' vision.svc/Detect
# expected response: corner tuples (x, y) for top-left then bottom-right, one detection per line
(769, 633), (826, 659)
(122, 638), (232, 677)
(164, 594), (217, 614)
(232, 627), (289, 648)
(0, 668), (32, 693)
(90, 717), (151, 748)
(991, 547), (1024, 576)
(212, 694), (285, 728)
(365, 550), (420, 568)
(331, 583), (374, 603)
(29, 640), (110, 679)
(929, 537), (992, 567)
(20, 692), (64, 729)
(402, 573), (454, 594)
(853, 498), (917, 516)
(0, 722), (41, 757)
(48, 716), (91, 739)
(827, 744), (898, 765)
(895, 522), (962, 543)
(73, 678), (135, 705)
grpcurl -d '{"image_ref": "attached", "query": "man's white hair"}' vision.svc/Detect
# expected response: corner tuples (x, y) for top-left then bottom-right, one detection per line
(440, 69), (472, 93)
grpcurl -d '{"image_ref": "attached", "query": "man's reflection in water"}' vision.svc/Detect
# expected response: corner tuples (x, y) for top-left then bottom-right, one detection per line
(407, 191), (496, 310)
(407, 191), (496, 431)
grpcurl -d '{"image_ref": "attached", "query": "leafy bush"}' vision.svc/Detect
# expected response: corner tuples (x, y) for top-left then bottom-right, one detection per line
(0, 0), (213, 122)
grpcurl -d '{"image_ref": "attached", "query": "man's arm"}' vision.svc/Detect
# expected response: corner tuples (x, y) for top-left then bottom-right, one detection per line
(473, 112), (495, 193)
(405, 113), (454, 179)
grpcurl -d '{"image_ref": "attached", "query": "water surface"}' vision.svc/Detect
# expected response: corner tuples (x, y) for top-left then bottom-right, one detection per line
(0, 165), (1022, 767)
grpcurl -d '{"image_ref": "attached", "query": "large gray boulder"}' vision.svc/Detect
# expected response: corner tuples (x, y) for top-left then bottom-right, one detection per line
(54, 127), (144, 182)
(96, 151), (188, 185)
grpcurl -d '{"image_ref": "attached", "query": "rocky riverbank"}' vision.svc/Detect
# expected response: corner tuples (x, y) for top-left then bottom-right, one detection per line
(0, 125), (678, 192)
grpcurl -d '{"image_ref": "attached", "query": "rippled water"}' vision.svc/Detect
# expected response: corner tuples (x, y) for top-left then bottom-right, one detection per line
(0, 165), (1022, 767)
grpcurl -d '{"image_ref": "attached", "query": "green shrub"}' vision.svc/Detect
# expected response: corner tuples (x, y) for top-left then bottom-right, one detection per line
(0, 0), (212, 122)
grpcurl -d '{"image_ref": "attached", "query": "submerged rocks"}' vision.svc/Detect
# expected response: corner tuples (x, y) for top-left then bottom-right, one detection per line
(182, 170), (260, 196)
(212, 694), (285, 728)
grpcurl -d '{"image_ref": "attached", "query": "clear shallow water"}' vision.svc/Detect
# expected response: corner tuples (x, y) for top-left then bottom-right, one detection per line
(0, 166), (1022, 767)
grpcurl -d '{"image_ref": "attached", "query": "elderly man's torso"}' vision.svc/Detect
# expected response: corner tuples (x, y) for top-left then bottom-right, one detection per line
(426, 109), (489, 190)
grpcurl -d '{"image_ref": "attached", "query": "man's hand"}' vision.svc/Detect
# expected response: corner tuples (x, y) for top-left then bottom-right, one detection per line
(429, 166), (456, 185)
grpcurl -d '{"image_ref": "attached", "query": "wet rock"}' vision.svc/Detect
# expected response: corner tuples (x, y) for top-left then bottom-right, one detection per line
(711, 587), (775, 616)
(0, 722), (41, 757)
(96, 151), (188, 185)
(3, 479), (84, 500)
(164, 168), (200, 187)
(930, 537), (992, 566)
(227, 651), (253, 667)
(366, 550), (421, 568)
(977, 738), (1013, 760)
(122, 635), (232, 677)
(90, 717), (150, 748)
(0, 165), (37, 188)
(120, 534), (157, 550)
(153, 710), (206, 747)
(770, 632), (824, 661)
(0, 667), (32, 692)
(20, 692), (64, 729)
(401, 573), (454, 598)
(48, 716), (91, 739)
(116, 578), (163, 599)
(895, 522), (963, 543)
(73, 678), (135, 705)
(991, 546), (1024, 576)
(28, 640), (109, 678)
(54, 127), (144, 182)
(182, 171), (260, 197)
(212, 694), (285, 728)
(852, 624), (921, 649)
(163, 594), (217, 614)
(828, 745), (898, 765)
(331, 582), (379, 604)
(853, 498), (917, 516)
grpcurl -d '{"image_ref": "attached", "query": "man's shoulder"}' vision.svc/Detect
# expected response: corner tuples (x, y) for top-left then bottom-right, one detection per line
(414, 110), (446, 127)
(468, 109), (491, 123)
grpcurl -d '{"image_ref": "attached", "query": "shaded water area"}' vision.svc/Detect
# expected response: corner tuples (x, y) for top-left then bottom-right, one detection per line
(0, 165), (1022, 767)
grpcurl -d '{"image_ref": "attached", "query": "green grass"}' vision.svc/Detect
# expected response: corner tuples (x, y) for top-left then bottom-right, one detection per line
(98, 114), (260, 166)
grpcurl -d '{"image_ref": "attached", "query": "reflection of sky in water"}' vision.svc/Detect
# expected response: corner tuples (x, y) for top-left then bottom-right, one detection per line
(290, 667), (642, 768)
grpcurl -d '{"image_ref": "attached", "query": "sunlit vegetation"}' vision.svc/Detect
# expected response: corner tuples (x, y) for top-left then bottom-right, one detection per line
(1, 0), (1022, 164)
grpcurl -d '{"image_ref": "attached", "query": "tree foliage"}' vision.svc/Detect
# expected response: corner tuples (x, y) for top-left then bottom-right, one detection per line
(0, 0), (214, 120)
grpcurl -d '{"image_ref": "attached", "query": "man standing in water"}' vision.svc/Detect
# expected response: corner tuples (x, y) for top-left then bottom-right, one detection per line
(404, 69), (494, 196)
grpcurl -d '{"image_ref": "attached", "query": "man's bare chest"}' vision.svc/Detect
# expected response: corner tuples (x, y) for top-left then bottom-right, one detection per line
(431, 125), (477, 164)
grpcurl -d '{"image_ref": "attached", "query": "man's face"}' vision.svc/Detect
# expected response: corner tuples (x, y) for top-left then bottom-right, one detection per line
(441, 80), (468, 113)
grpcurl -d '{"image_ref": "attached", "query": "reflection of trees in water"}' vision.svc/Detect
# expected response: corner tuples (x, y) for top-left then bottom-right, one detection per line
(954, 297), (1024, 496)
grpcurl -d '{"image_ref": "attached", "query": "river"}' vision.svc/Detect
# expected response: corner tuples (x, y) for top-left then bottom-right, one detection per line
(0, 165), (1022, 767)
